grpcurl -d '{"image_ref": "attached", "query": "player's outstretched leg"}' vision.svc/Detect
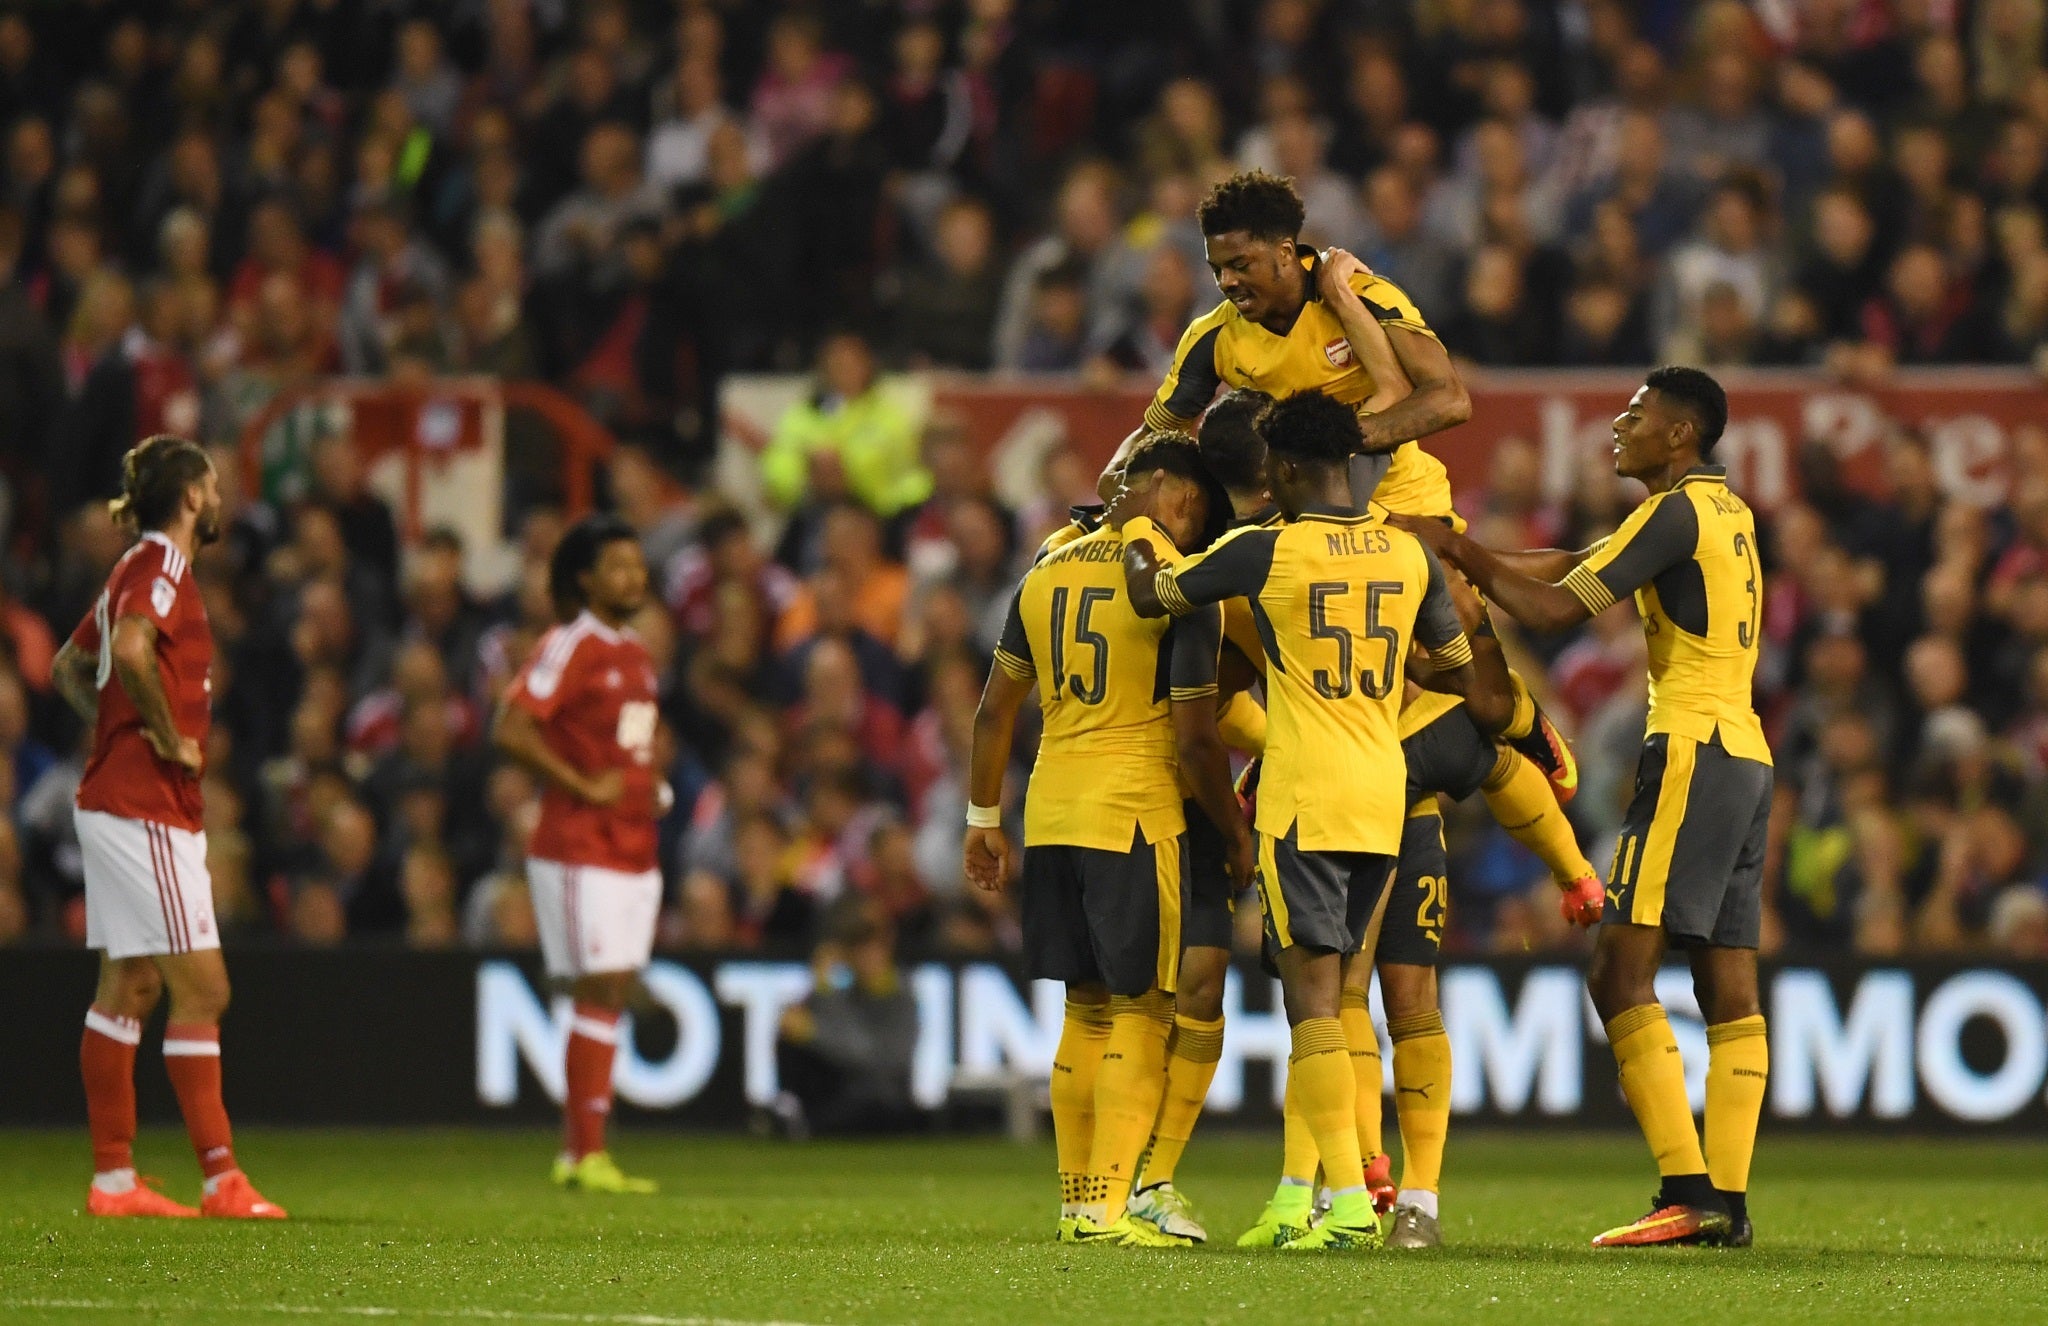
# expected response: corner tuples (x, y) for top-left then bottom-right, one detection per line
(1051, 991), (1112, 1240)
(155, 951), (286, 1219)
(1493, 671), (1577, 804)
(1696, 946), (1767, 1248)
(1480, 748), (1598, 902)
(1129, 949), (1227, 1244)
(1588, 926), (1726, 1248)
(554, 970), (655, 1195)
(82, 957), (195, 1218)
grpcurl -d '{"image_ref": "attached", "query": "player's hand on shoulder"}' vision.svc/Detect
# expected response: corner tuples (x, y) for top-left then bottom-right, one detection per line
(582, 768), (626, 806)
(1386, 512), (1454, 556)
(1318, 248), (1372, 300)
(963, 826), (1009, 893)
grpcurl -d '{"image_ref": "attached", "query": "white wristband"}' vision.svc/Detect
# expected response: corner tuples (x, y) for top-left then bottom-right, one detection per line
(966, 803), (1001, 829)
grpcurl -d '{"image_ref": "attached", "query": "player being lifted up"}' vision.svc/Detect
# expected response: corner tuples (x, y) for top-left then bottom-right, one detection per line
(1115, 169), (1589, 884)
(1396, 368), (1772, 1249)
(53, 435), (286, 1219)
(964, 433), (1248, 1248)
(1185, 390), (1603, 1252)
(1121, 391), (1515, 1250)
(496, 515), (667, 1195)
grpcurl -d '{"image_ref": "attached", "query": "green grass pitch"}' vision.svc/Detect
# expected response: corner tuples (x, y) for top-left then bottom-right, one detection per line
(2, 1128), (2044, 1325)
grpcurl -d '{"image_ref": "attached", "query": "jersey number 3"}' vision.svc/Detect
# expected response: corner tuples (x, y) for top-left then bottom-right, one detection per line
(1048, 586), (1111, 705)
(1308, 581), (1403, 700)
(1732, 531), (1760, 648)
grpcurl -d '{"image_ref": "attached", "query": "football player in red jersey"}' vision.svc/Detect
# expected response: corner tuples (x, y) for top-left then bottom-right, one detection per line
(495, 514), (666, 1194)
(51, 435), (286, 1219)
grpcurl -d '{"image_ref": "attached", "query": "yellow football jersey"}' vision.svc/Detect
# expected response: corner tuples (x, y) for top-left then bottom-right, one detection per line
(996, 525), (1219, 851)
(1561, 466), (1771, 765)
(1144, 257), (1454, 518)
(1144, 507), (1476, 855)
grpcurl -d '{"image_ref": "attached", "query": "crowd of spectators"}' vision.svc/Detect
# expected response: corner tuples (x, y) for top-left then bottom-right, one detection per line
(0, 0), (2046, 963)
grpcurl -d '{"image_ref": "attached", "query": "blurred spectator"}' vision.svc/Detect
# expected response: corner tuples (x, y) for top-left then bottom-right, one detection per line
(773, 898), (924, 1136)
(892, 196), (1002, 370)
(647, 56), (765, 196)
(751, 13), (851, 169)
(1359, 167), (1457, 320)
(761, 332), (928, 519)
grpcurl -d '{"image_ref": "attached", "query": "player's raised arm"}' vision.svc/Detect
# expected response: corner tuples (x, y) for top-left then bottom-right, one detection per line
(1122, 519), (1273, 619)
(1168, 604), (1254, 889)
(1317, 251), (1412, 415)
(1355, 319), (1472, 458)
(964, 587), (1037, 892)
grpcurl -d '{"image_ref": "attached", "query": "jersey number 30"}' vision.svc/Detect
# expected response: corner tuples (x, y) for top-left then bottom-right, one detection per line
(1308, 581), (1403, 700)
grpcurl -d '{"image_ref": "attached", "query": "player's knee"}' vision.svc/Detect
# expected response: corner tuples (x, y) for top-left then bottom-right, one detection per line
(1175, 953), (1227, 1022)
(1379, 965), (1436, 1023)
(104, 961), (163, 1017)
(1066, 981), (1110, 1011)
(1585, 952), (1650, 1023)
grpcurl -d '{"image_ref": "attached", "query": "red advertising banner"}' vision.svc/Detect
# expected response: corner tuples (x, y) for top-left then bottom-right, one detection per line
(916, 368), (2048, 512)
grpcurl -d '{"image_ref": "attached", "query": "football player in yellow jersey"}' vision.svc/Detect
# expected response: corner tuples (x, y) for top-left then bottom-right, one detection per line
(1132, 170), (1470, 517)
(1188, 388), (1602, 1250)
(964, 434), (1250, 1248)
(1120, 390), (1515, 1251)
(1106, 170), (1582, 808)
(1398, 368), (1772, 1252)
(1028, 449), (1266, 1246)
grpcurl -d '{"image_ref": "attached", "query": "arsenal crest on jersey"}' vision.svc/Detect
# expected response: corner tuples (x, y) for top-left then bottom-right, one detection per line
(1324, 337), (1354, 367)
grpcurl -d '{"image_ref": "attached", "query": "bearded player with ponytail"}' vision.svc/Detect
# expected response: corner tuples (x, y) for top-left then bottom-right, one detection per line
(51, 434), (287, 1219)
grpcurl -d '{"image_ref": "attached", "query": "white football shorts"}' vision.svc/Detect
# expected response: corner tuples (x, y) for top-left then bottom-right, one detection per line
(76, 807), (219, 959)
(526, 858), (661, 978)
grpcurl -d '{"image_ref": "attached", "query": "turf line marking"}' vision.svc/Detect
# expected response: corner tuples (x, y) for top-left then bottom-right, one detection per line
(2, 1300), (827, 1326)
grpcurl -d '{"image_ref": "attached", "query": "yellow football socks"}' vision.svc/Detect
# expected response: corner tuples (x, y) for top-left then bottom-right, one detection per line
(1142, 1013), (1224, 1187)
(1607, 1004), (1708, 1177)
(1482, 750), (1594, 882)
(1082, 991), (1174, 1220)
(1388, 1010), (1452, 1195)
(1289, 1018), (1364, 1193)
(1339, 988), (1383, 1159)
(1052, 998), (1112, 1215)
(1705, 1016), (1768, 1198)
(1280, 1075), (1319, 1183)
(1500, 670), (1538, 741)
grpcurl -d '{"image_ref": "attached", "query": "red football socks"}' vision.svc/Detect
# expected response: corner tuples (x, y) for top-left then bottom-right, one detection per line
(564, 1005), (622, 1160)
(163, 1023), (237, 1179)
(81, 1007), (142, 1174)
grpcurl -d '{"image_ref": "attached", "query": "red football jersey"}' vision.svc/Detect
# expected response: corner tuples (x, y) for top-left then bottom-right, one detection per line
(505, 611), (661, 873)
(70, 532), (213, 831)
